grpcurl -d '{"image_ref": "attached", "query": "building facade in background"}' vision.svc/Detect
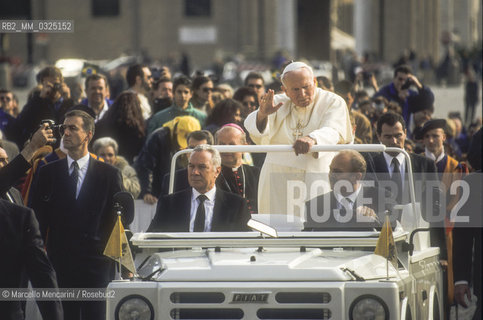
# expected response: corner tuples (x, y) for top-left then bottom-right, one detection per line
(0, 0), (481, 70)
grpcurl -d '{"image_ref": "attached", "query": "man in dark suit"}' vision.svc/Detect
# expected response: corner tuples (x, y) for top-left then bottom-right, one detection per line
(364, 112), (438, 207)
(148, 144), (250, 232)
(0, 200), (63, 320)
(453, 172), (482, 318)
(366, 112), (452, 306)
(29, 109), (127, 320)
(305, 150), (390, 231)
(453, 132), (482, 318)
(215, 124), (260, 214)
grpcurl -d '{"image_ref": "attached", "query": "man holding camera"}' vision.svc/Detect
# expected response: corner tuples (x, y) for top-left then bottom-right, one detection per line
(29, 109), (127, 320)
(373, 64), (433, 125)
(9, 66), (74, 148)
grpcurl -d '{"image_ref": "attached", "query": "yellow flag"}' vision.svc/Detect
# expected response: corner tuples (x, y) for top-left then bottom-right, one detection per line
(103, 216), (136, 274)
(374, 215), (397, 268)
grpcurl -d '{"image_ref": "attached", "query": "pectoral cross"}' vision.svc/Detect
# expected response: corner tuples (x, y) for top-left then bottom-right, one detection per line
(292, 120), (304, 139)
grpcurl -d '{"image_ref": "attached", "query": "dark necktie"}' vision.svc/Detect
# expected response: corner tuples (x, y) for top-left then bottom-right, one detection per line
(194, 194), (208, 232)
(71, 161), (79, 194)
(391, 157), (402, 202)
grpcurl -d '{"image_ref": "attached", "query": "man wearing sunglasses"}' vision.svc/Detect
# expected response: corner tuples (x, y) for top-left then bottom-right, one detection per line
(244, 72), (266, 102)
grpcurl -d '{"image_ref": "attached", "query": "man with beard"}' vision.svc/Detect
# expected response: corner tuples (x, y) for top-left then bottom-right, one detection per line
(126, 64), (154, 119)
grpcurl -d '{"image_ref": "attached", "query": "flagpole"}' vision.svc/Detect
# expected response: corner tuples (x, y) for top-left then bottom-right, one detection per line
(386, 255), (389, 280)
(117, 207), (123, 280)
(386, 215), (389, 280)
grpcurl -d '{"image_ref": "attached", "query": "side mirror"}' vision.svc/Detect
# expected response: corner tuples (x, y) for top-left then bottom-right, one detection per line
(113, 191), (135, 225)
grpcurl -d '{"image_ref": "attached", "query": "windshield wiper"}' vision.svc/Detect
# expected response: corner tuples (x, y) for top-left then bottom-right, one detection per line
(341, 267), (365, 281)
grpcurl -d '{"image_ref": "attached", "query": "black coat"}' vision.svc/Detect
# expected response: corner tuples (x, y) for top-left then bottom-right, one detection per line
(1, 187), (23, 205)
(216, 164), (260, 214)
(135, 127), (175, 198)
(162, 165), (261, 213)
(363, 152), (438, 206)
(29, 156), (126, 288)
(93, 117), (145, 164)
(453, 173), (482, 300)
(0, 200), (63, 320)
(364, 152), (446, 251)
(147, 188), (251, 232)
(0, 155), (31, 196)
(304, 185), (393, 231)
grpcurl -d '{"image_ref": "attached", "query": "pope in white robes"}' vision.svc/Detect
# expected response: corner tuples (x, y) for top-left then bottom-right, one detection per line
(244, 62), (353, 216)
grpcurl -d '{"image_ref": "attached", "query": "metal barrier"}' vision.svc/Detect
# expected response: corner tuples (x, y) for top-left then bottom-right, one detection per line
(169, 144), (417, 215)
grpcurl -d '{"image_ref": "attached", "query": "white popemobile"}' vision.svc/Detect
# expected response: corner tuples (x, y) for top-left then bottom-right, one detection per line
(106, 145), (444, 320)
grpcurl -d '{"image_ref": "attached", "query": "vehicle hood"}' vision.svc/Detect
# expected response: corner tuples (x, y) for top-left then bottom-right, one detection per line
(142, 248), (398, 282)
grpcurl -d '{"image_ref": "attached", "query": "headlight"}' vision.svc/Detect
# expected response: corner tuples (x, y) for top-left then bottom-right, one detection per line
(349, 295), (389, 320)
(116, 295), (154, 320)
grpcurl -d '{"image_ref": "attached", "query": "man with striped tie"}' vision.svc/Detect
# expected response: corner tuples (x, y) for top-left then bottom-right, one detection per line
(29, 108), (127, 320)
(148, 144), (250, 232)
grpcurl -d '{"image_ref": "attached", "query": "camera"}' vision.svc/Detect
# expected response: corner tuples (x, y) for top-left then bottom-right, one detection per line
(401, 78), (413, 90)
(41, 119), (63, 144)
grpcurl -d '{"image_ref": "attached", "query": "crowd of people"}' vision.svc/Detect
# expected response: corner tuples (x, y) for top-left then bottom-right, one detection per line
(0, 58), (481, 319)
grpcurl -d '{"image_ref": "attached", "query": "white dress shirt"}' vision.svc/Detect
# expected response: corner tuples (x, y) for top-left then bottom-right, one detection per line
(67, 153), (90, 198)
(334, 184), (362, 210)
(424, 148), (445, 163)
(189, 187), (216, 232)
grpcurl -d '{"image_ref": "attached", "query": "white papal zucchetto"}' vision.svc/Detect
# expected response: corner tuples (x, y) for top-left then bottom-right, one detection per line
(281, 61), (314, 82)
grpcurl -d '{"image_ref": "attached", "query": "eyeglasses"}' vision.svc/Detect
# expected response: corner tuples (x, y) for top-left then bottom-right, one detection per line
(202, 88), (214, 93)
(248, 84), (263, 89)
(0, 96), (12, 102)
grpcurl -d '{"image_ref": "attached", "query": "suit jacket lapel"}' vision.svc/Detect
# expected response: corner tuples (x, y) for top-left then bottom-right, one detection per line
(182, 189), (193, 230)
(211, 190), (226, 231)
(374, 153), (389, 173)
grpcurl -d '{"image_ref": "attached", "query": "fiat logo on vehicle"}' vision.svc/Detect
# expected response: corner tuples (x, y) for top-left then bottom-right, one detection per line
(232, 293), (269, 303)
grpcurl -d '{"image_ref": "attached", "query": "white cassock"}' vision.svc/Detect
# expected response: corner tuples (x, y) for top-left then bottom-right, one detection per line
(244, 88), (353, 217)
